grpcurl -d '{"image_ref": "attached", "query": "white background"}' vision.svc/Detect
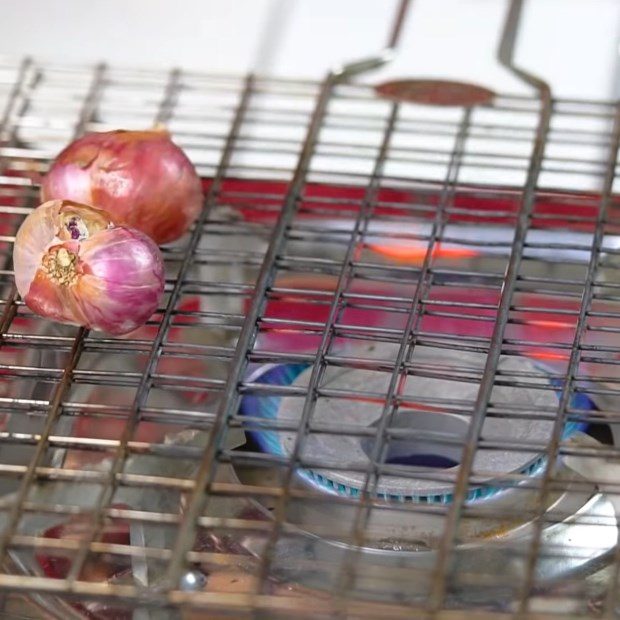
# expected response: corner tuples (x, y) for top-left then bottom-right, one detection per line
(0, 0), (619, 99)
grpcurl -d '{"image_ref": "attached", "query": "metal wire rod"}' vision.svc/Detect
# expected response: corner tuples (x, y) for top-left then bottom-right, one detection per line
(428, 0), (553, 610)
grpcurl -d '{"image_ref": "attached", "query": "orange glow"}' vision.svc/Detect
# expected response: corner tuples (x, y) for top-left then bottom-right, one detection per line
(354, 396), (449, 413)
(529, 350), (569, 362)
(525, 319), (575, 330)
(368, 242), (479, 263)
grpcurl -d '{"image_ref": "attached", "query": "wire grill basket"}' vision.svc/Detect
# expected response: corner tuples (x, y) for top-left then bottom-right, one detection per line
(1, 1), (620, 617)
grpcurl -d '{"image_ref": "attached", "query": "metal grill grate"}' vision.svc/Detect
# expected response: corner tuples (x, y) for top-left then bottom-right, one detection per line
(1, 1), (620, 618)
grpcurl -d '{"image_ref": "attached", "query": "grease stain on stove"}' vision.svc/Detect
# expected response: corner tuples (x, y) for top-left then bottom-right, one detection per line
(376, 537), (431, 553)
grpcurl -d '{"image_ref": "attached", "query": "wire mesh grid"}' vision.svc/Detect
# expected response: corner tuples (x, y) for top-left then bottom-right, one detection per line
(1, 6), (620, 619)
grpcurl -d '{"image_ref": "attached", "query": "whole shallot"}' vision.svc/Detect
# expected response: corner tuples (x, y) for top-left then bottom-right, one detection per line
(41, 128), (203, 244)
(13, 199), (164, 335)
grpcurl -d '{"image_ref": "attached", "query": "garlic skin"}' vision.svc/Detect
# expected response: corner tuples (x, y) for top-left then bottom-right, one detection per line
(41, 128), (203, 244)
(13, 200), (164, 335)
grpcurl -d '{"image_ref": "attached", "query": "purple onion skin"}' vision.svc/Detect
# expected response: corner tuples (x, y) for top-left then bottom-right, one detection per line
(13, 200), (164, 335)
(41, 128), (203, 244)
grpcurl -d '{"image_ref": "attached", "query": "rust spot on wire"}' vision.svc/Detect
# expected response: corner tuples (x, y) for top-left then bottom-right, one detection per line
(375, 79), (495, 107)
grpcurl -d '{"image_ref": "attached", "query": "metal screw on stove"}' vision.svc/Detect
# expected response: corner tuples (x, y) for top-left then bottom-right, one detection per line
(180, 570), (207, 591)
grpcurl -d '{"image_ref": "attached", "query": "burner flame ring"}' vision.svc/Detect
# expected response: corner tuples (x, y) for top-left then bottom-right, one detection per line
(239, 348), (591, 504)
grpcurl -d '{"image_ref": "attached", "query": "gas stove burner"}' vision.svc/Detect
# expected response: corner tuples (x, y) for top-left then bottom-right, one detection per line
(240, 346), (592, 504)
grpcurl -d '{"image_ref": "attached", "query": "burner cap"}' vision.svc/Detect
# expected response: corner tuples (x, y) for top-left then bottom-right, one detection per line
(241, 346), (590, 503)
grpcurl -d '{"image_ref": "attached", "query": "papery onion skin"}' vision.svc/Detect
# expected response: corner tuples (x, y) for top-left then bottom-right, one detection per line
(41, 128), (203, 244)
(13, 200), (164, 335)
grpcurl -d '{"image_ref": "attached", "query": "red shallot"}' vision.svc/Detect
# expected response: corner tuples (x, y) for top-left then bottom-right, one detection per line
(41, 128), (203, 244)
(13, 199), (164, 335)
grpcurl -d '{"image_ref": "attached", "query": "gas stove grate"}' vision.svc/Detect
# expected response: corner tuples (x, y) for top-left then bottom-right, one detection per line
(1, 1), (620, 618)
